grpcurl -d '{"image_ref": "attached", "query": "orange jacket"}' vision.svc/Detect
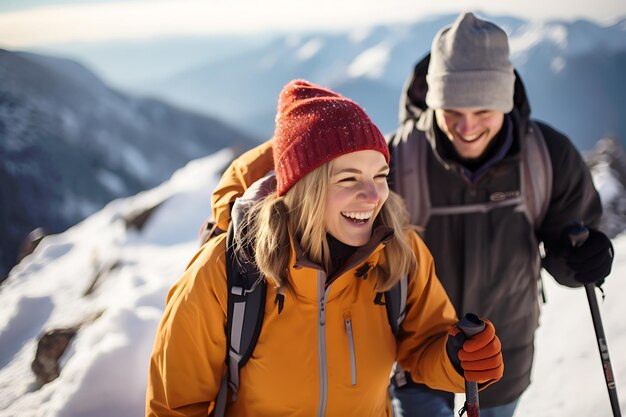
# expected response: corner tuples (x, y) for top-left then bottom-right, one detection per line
(146, 229), (464, 417)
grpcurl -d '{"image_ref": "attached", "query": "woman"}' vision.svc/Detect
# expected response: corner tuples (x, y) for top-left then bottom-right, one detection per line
(146, 80), (503, 417)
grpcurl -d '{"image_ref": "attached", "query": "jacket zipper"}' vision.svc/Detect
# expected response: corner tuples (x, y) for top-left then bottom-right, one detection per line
(344, 314), (357, 386)
(317, 270), (330, 417)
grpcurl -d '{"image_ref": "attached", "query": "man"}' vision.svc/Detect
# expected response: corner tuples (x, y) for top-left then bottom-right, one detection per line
(386, 12), (613, 417)
(206, 12), (614, 417)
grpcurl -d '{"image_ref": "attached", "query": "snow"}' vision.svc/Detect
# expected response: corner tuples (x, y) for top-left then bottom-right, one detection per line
(0, 148), (232, 417)
(508, 23), (552, 59)
(550, 56), (566, 73)
(348, 27), (373, 44)
(296, 38), (324, 61)
(509, 19), (626, 63)
(97, 169), (127, 195)
(592, 162), (625, 208)
(1, 146), (625, 416)
(347, 42), (391, 79)
(545, 24), (569, 48)
(59, 107), (79, 137)
(517, 250), (626, 416)
(120, 142), (152, 181)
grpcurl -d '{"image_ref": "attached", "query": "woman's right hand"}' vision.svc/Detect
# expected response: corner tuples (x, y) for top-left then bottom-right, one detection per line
(447, 318), (504, 384)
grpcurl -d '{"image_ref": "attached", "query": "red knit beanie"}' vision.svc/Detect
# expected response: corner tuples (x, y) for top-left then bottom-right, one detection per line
(273, 80), (390, 196)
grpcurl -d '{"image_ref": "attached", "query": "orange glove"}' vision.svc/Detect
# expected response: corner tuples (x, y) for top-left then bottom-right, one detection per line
(447, 319), (504, 385)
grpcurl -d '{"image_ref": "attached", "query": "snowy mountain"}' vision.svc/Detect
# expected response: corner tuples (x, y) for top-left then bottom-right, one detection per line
(0, 49), (255, 280)
(0, 147), (625, 417)
(130, 15), (626, 149)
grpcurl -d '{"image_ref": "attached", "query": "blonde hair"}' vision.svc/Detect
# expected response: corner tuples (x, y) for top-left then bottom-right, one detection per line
(236, 162), (416, 291)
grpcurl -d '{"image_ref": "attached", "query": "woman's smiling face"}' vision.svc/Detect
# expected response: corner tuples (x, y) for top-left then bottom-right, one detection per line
(324, 150), (389, 247)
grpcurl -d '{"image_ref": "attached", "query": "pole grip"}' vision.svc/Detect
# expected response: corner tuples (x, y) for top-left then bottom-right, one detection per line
(457, 313), (486, 338)
(457, 313), (486, 417)
(567, 222), (589, 248)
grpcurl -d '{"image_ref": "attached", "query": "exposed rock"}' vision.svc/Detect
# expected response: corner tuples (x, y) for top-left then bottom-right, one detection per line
(31, 328), (77, 386)
(83, 256), (122, 296)
(16, 228), (47, 264)
(31, 311), (104, 387)
(123, 201), (166, 231)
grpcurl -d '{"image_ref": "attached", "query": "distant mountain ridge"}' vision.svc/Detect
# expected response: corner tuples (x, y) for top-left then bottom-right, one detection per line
(127, 14), (626, 150)
(0, 49), (255, 279)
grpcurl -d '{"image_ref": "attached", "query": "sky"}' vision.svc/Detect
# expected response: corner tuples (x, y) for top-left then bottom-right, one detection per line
(0, 0), (624, 48)
(0, 147), (625, 416)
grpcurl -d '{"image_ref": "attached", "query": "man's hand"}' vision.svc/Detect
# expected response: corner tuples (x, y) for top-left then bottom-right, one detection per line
(567, 228), (614, 284)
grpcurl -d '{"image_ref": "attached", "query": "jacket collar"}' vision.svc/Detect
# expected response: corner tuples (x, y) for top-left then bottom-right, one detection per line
(422, 113), (515, 184)
(287, 225), (394, 301)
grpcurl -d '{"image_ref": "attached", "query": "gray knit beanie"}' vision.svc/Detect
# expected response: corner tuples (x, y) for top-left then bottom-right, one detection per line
(425, 12), (515, 113)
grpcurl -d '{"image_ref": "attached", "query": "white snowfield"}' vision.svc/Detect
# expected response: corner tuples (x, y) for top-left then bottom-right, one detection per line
(0, 148), (624, 417)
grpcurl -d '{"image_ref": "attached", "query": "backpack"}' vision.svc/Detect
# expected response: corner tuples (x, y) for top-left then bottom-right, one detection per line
(211, 174), (409, 417)
(391, 120), (553, 230)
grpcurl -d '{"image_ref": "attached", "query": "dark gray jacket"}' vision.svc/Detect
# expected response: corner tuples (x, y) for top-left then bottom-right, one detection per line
(387, 54), (603, 407)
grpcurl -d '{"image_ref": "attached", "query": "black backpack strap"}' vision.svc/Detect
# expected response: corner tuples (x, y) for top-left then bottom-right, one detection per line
(220, 222), (267, 408)
(383, 275), (409, 390)
(382, 275), (409, 335)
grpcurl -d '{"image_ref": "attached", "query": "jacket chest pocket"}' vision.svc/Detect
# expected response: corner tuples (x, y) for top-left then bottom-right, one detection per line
(344, 312), (357, 386)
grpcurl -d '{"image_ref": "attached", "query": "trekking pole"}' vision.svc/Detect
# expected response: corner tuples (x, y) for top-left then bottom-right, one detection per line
(567, 223), (622, 417)
(457, 313), (486, 417)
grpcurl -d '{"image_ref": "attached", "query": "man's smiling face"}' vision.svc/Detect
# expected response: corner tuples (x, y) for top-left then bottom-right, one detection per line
(435, 107), (505, 159)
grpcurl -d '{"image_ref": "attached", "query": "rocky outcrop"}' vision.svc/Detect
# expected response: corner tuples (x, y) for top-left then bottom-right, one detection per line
(31, 328), (78, 386)
(31, 311), (103, 387)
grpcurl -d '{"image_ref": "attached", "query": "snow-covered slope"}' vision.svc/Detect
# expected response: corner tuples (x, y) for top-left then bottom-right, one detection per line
(0, 148), (624, 416)
(0, 149), (233, 417)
